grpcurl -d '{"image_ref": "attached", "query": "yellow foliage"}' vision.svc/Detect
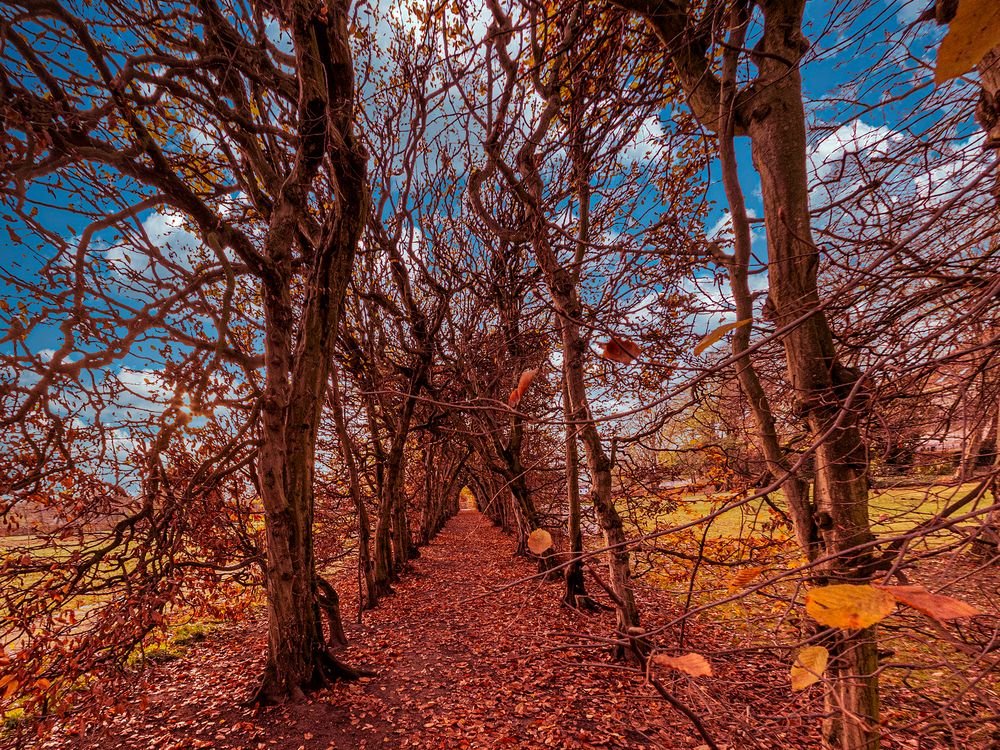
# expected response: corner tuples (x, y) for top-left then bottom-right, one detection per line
(805, 584), (895, 630)
(936, 0), (1000, 83)
(790, 646), (828, 691)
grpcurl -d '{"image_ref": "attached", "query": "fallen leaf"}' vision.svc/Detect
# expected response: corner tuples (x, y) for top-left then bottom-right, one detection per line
(790, 646), (828, 691)
(652, 652), (712, 677)
(805, 584), (895, 630)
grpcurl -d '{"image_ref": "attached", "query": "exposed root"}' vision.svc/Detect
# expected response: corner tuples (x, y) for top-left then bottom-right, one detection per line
(249, 647), (375, 707)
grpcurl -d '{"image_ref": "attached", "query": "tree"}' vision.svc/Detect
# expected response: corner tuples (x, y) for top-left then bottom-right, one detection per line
(613, 0), (880, 744)
(0, 0), (369, 702)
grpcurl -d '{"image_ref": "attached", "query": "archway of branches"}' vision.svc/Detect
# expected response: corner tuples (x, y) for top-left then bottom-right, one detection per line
(1, 0), (999, 748)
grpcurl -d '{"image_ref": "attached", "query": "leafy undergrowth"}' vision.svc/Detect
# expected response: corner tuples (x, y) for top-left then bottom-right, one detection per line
(22, 512), (827, 750)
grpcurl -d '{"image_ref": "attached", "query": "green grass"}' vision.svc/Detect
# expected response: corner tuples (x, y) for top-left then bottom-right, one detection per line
(124, 621), (220, 668)
(125, 642), (184, 667)
(2, 708), (26, 731)
(634, 481), (992, 542)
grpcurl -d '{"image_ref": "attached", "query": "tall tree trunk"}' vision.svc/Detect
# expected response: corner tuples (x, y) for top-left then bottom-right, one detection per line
(557, 309), (642, 657)
(418, 442), (438, 545)
(742, 3), (878, 746)
(254, 0), (369, 702)
(617, 0), (880, 741)
(368, 398), (396, 599)
(372, 481), (397, 597)
(715, 37), (818, 561)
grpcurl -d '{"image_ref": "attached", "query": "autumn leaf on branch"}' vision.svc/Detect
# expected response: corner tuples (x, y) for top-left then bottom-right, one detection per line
(876, 584), (982, 622)
(527, 528), (553, 554)
(600, 337), (641, 364)
(0, 674), (19, 700)
(804, 584), (896, 630)
(790, 646), (828, 691)
(508, 367), (540, 407)
(694, 319), (751, 357)
(728, 566), (765, 591)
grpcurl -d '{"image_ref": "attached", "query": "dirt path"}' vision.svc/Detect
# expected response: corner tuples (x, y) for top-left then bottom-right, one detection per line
(32, 511), (714, 750)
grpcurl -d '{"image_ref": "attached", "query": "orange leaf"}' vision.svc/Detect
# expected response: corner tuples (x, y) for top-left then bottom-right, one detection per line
(935, 0), (1000, 84)
(0, 674), (19, 700)
(877, 585), (981, 622)
(526, 528), (553, 555)
(508, 367), (540, 407)
(729, 566), (765, 590)
(600, 336), (641, 364)
(653, 652), (712, 677)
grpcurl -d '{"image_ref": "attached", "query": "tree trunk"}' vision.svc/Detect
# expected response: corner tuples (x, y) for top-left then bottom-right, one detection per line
(372, 480), (397, 598)
(562, 369), (592, 609)
(715, 48), (818, 561)
(742, 3), (878, 746)
(329, 368), (377, 611)
(559, 314), (642, 657)
(621, 0), (882, 740)
(254, 0), (369, 702)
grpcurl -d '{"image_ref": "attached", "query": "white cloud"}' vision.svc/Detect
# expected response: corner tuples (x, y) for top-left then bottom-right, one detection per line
(913, 131), (987, 203)
(808, 120), (898, 183)
(105, 209), (201, 281)
(619, 115), (668, 165)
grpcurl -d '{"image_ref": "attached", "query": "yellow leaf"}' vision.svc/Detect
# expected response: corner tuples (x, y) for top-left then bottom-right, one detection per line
(877, 585), (981, 622)
(526, 529), (553, 555)
(790, 646), (829, 691)
(694, 319), (751, 356)
(936, 0), (1000, 84)
(805, 584), (895, 630)
(652, 652), (712, 677)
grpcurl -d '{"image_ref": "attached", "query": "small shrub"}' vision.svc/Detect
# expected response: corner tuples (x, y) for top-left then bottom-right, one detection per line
(2, 708), (26, 730)
(171, 622), (215, 646)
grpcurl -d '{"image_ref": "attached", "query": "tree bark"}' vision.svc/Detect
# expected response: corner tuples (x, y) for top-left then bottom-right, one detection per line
(329, 367), (377, 611)
(741, 4), (878, 746)
(562, 369), (592, 609)
(254, 0), (370, 702)
(715, 32), (818, 562)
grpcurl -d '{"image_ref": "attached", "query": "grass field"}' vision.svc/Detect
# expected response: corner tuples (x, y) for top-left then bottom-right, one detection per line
(643, 481), (993, 542)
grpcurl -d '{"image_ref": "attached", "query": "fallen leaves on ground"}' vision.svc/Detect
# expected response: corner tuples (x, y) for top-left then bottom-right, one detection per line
(30, 513), (821, 750)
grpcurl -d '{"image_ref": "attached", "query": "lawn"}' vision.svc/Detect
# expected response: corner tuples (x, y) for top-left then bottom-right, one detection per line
(641, 481), (993, 542)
